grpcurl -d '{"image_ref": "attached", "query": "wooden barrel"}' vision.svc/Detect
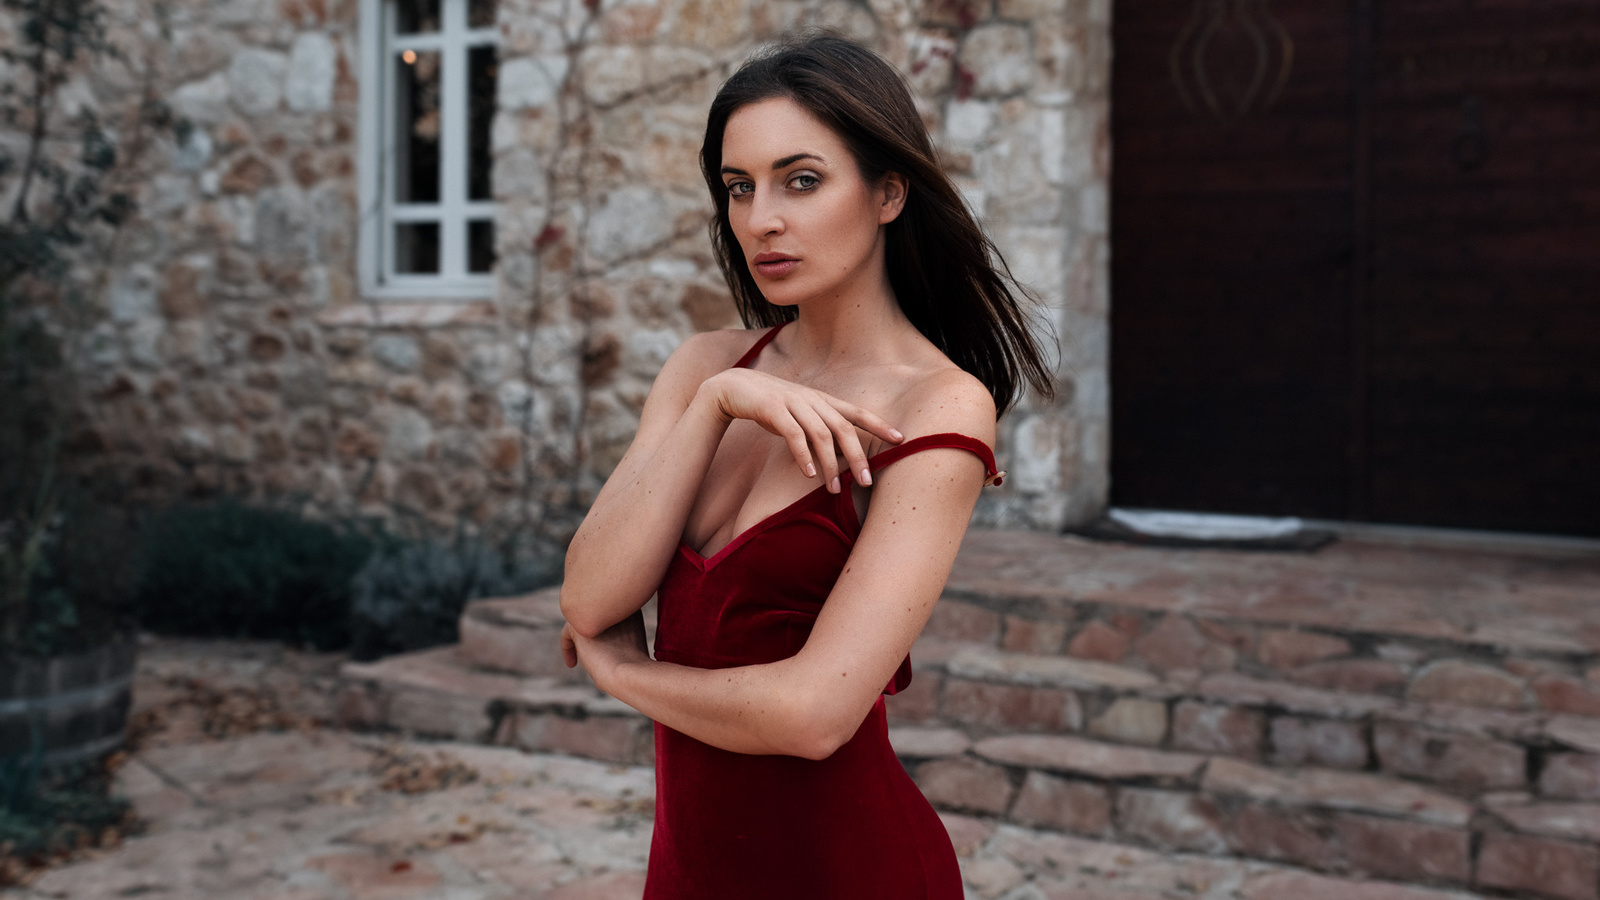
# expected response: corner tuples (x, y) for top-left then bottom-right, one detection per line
(0, 636), (136, 768)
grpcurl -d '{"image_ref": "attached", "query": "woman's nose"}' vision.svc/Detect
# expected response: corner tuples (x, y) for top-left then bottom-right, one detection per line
(746, 190), (784, 237)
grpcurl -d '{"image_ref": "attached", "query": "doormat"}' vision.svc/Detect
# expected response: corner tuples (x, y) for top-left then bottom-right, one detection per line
(1069, 508), (1338, 552)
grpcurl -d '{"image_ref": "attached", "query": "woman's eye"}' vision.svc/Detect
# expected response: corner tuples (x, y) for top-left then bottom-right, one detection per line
(790, 174), (819, 190)
(726, 181), (753, 198)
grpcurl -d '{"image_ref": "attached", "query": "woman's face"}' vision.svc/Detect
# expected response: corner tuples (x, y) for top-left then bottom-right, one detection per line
(718, 97), (905, 309)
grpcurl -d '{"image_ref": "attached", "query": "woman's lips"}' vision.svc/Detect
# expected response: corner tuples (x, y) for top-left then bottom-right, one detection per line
(752, 255), (798, 278)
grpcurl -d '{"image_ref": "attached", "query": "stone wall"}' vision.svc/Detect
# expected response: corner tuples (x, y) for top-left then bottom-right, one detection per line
(4, 0), (1110, 540)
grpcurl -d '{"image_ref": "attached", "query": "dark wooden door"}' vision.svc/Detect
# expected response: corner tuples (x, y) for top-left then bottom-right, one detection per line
(1111, 0), (1600, 536)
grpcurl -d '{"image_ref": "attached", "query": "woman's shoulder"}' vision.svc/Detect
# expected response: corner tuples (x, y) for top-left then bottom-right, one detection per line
(887, 359), (997, 446)
(656, 326), (778, 388)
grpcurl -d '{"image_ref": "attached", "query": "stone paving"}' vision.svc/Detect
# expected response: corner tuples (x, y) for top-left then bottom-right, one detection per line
(2, 637), (1500, 900)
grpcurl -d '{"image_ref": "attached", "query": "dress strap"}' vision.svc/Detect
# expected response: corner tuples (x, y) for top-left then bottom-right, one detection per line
(865, 432), (1005, 487)
(731, 322), (788, 370)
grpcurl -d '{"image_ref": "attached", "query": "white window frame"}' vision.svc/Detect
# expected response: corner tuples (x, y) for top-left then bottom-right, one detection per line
(358, 0), (497, 300)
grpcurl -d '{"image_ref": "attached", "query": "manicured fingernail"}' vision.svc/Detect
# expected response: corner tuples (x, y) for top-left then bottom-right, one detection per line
(890, 429), (904, 441)
(860, 468), (872, 486)
(804, 463), (816, 477)
(830, 476), (840, 493)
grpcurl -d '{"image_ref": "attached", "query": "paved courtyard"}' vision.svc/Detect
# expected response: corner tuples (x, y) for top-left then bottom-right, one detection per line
(1, 635), (1499, 900)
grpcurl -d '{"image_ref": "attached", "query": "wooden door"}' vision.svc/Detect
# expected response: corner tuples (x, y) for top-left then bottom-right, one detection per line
(1110, 0), (1600, 536)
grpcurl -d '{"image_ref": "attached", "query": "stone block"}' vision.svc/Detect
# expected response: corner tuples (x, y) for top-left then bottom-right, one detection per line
(1173, 701), (1264, 760)
(1009, 770), (1111, 836)
(959, 23), (1034, 97)
(228, 49), (286, 115)
(1291, 660), (1408, 695)
(387, 688), (492, 742)
(1114, 788), (1226, 853)
(938, 812), (995, 856)
(886, 670), (941, 724)
(1335, 814), (1471, 884)
(1374, 721), (1526, 790)
(1535, 675), (1600, 717)
(1135, 615), (1237, 674)
(1477, 833), (1600, 900)
(457, 614), (569, 681)
(1239, 870), (1482, 900)
(940, 680), (1082, 733)
(1222, 805), (1333, 869)
(1202, 757), (1473, 827)
(286, 32), (336, 112)
(888, 726), (971, 759)
(1002, 616), (1068, 654)
(1549, 715), (1600, 753)
(946, 647), (1158, 691)
(1269, 716), (1368, 770)
(1087, 697), (1168, 746)
(1066, 620), (1129, 663)
(1542, 753), (1600, 800)
(923, 601), (1003, 645)
(1408, 660), (1526, 709)
(915, 757), (1014, 816)
(975, 735), (1205, 784)
(1491, 800), (1600, 843)
(1199, 673), (1397, 719)
(1259, 629), (1352, 670)
(513, 712), (644, 764)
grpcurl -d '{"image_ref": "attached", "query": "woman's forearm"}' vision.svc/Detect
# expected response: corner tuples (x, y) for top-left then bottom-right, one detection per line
(561, 391), (730, 636)
(606, 654), (848, 760)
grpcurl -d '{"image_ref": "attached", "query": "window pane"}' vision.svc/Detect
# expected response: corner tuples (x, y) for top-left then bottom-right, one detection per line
(469, 45), (497, 201)
(394, 50), (441, 204)
(395, 0), (440, 33)
(468, 220), (496, 273)
(396, 222), (441, 274)
(468, 0), (495, 28)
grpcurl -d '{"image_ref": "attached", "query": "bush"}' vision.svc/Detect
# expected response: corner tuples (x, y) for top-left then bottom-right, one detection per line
(132, 500), (377, 650)
(349, 526), (561, 661)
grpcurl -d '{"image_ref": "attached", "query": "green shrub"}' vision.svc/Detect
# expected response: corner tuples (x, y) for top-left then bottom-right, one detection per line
(349, 526), (560, 661)
(132, 500), (377, 650)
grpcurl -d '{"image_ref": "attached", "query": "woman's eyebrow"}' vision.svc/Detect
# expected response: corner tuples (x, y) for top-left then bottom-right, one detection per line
(720, 152), (825, 177)
(771, 152), (823, 169)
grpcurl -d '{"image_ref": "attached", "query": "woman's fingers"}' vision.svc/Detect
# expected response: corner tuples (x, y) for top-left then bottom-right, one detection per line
(560, 623), (579, 668)
(793, 403), (843, 491)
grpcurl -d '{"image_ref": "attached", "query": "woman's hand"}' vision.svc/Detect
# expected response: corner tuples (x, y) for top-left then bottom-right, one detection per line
(698, 367), (903, 493)
(562, 610), (650, 692)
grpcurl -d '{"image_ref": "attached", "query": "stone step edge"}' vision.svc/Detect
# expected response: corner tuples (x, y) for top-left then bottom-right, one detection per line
(335, 646), (1586, 833)
(938, 583), (1600, 661)
(922, 644), (1600, 753)
(336, 645), (1600, 895)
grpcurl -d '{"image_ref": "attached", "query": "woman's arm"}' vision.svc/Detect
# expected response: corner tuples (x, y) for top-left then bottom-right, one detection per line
(561, 330), (904, 638)
(565, 370), (996, 759)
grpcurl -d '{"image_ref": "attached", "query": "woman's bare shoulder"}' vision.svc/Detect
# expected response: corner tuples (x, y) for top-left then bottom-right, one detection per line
(889, 362), (997, 445)
(654, 327), (776, 391)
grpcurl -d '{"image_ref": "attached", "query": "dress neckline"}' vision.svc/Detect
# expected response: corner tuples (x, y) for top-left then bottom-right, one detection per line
(679, 327), (1000, 571)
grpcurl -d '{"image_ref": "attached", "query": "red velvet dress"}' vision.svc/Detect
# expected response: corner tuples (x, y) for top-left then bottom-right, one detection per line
(643, 325), (997, 899)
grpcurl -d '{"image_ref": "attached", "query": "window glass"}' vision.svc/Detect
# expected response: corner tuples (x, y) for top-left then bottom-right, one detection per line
(396, 222), (442, 274)
(468, 220), (496, 273)
(395, 50), (441, 204)
(468, 45), (497, 201)
(468, 0), (495, 28)
(395, 0), (441, 33)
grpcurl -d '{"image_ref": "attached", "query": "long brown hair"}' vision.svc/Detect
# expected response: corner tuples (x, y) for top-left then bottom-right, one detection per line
(701, 32), (1056, 416)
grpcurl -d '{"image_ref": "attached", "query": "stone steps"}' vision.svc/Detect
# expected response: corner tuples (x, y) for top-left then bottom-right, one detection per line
(336, 612), (1600, 900)
(335, 530), (1600, 899)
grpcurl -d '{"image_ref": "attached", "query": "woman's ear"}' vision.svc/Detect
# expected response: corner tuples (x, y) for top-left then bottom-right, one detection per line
(878, 172), (908, 225)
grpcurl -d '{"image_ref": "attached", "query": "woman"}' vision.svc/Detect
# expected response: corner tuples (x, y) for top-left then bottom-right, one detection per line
(560, 33), (1055, 898)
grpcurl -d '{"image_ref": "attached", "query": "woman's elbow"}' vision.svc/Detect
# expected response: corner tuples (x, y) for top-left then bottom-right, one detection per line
(558, 585), (608, 639)
(782, 692), (861, 761)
